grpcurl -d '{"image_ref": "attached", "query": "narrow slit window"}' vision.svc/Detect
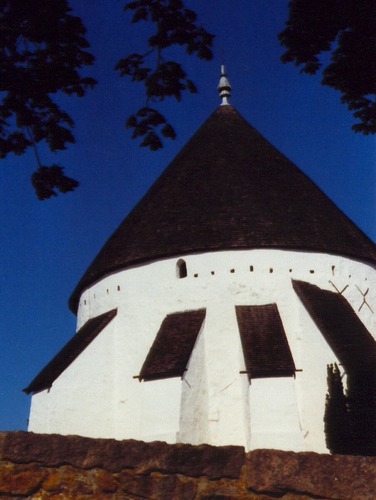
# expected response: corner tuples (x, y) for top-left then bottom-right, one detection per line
(177, 259), (187, 279)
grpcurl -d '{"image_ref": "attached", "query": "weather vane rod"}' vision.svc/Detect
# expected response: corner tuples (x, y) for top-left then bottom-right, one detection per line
(217, 65), (231, 105)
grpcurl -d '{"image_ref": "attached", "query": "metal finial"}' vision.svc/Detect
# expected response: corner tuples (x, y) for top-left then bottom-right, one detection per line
(217, 65), (231, 105)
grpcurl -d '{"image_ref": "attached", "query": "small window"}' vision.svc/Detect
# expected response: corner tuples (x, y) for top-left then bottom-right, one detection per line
(177, 259), (187, 279)
(250, 266), (254, 272)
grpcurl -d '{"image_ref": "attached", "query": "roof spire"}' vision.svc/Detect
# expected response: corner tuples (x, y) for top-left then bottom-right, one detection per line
(217, 65), (231, 105)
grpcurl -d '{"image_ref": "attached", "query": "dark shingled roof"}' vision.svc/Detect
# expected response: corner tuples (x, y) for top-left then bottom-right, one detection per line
(24, 309), (117, 394)
(293, 280), (376, 373)
(69, 105), (376, 312)
(139, 309), (206, 381)
(236, 304), (296, 379)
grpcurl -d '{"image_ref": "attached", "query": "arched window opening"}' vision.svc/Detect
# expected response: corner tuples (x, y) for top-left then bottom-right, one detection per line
(177, 259), (187, 279)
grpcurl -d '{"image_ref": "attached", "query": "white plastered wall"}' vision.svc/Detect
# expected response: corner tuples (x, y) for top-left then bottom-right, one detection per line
(28, 249), (376, 452)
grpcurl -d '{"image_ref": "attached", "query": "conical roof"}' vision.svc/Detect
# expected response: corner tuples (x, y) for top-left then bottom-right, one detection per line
(69, 105), (376, 312)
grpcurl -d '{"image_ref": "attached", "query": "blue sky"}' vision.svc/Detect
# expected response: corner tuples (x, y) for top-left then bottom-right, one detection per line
(0, 1), (374, 430)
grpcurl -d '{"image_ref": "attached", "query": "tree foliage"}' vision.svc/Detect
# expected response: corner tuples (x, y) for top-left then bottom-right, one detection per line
(2, 0), (374, 199)
(346, 371), (376, 456)
(116, 0), (213, 151)
(324, 363), (376, 456)
(324, 363), (349, 454)
(279, 0), (376, 134)
(0, 0), (213, 199)
(0, 0), (96, 198)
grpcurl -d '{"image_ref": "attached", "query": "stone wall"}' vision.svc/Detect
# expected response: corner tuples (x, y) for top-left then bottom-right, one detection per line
(0, 431), (375, 499)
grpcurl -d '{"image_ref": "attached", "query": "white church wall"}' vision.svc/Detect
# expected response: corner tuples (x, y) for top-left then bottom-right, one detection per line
(111, 310), (182, 443)
(30, 249), (376, 452)
(198, 304), (250, 448)
(178, 323), (209, 445)
(137, 378), (181, 443)
(249, 377), (305, 451)
(294, 299), (342, 452)
(29, 315), (117, 438)
(106, 291), (182, 443)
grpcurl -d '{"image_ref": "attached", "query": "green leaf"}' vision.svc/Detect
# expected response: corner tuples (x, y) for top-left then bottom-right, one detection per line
(140, 131), (162, 150)
(31, 165), (79, 200)
(161, 123), (176, 139)
(126, 114), (137, 128)
(186, 79), (197, 94)
(132, 7), (148, 23)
